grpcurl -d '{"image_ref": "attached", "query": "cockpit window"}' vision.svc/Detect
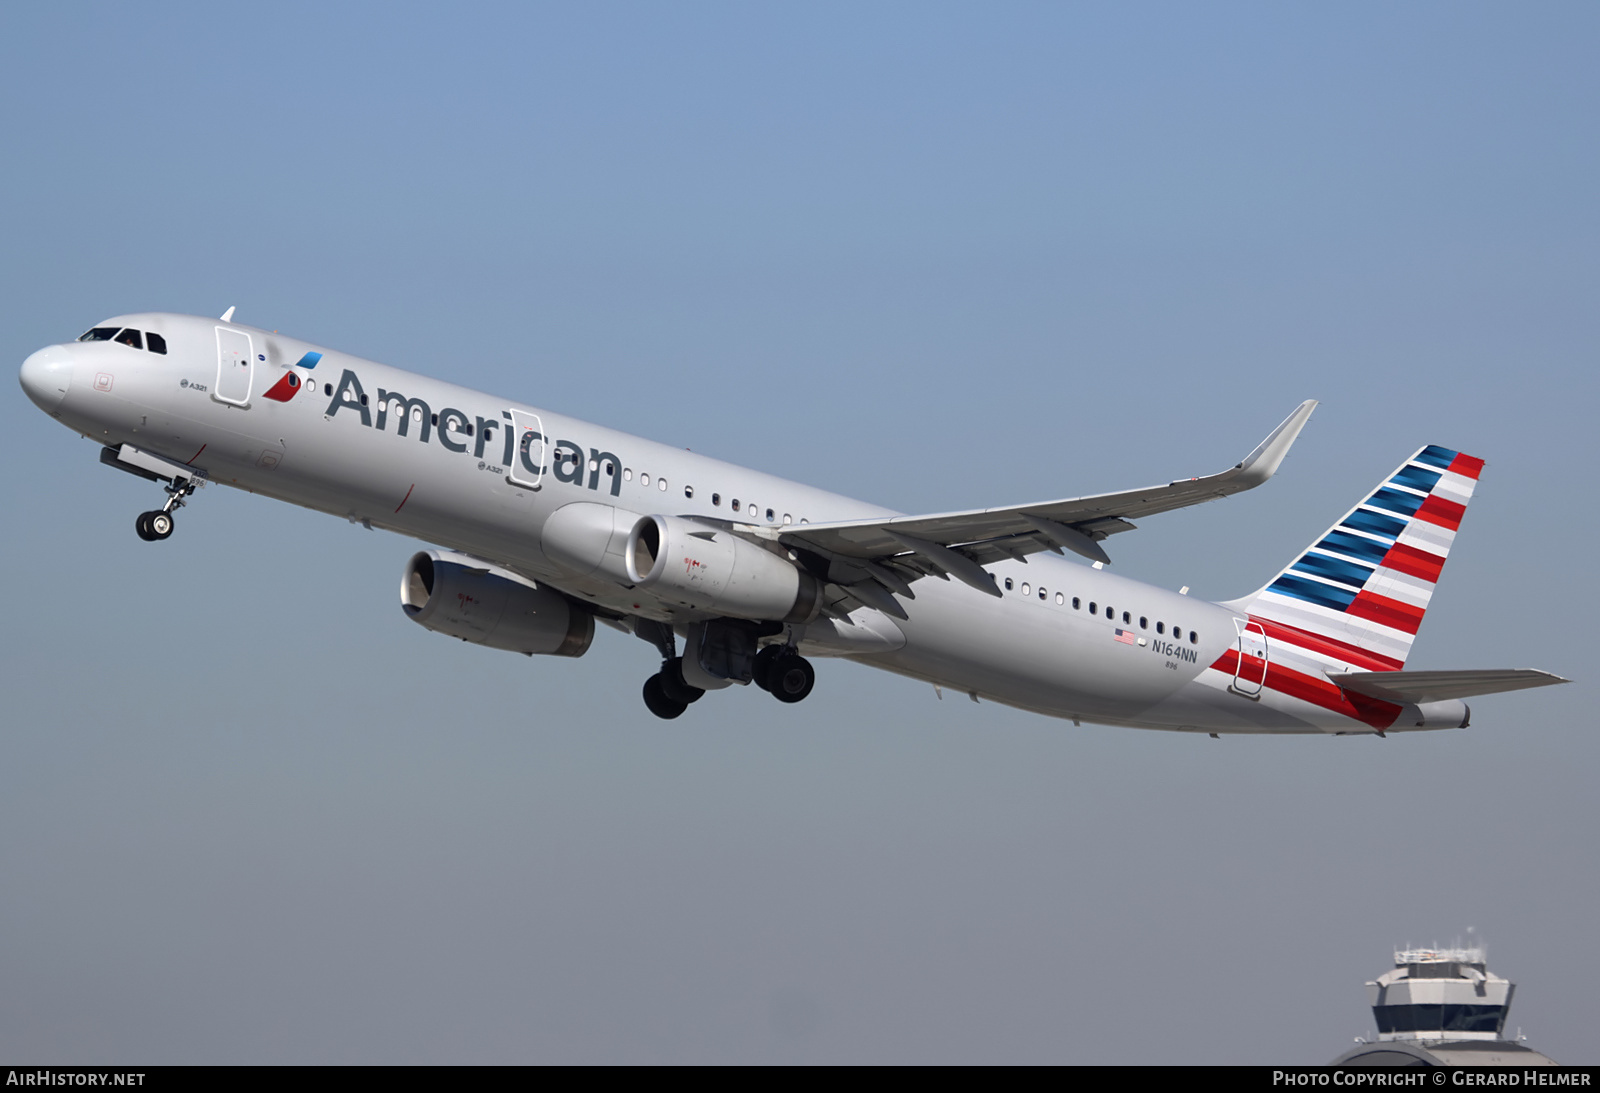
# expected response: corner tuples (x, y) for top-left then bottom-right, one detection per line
(78, 327), (121, 342)
(146, 332), (167, 354)
(114, 329), (143, 350)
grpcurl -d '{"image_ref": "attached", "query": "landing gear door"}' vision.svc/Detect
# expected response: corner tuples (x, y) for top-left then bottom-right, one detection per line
(506, 409), (545, 490)
(1231, 617), (1268, 698)
(214, 326), (254, 407)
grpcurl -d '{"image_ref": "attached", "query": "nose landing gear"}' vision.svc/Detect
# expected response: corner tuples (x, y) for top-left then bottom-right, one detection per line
(136, 510), (173, 541)
(134, 477), (196, 543)
(101, 445), (202, 544)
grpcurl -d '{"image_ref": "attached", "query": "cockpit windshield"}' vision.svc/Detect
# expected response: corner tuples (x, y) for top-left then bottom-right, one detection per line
(76, 327), (167, 354)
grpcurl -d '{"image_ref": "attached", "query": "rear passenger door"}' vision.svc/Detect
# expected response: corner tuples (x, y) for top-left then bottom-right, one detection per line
(1231, 618), (1268, 697)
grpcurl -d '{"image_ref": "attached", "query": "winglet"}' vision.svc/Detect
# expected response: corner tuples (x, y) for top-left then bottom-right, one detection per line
(220, 305), (236, 323)
(1230, 399), (1317, 488)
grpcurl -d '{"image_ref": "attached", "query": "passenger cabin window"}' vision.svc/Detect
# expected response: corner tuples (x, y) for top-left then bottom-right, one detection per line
(114, 329), (142, 349)
(712, 493), (721, 506)
(147, 333), (167, 354)
(1072, 597), (1080, 609)
(1005, 578), (1014, 591)
(78, 327), (120, 342)
(1157, 622), (1165, 634)
(1055, 593), (1064, 605)
(1105, 605), (1114, 619)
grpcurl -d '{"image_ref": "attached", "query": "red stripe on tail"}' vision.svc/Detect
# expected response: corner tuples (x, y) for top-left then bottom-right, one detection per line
(1248, 616), (1406, 671)
(1379, 542), (1446, 583)
(1345, 590), (1426, 634)
(1414, 494), (1465, 531)
(1210, 649), (1402, 730)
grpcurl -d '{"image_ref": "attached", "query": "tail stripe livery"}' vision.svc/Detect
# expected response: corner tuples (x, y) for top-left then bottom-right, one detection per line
(1212, 647), (1402, 728)
(1232, 444), (1482, 670)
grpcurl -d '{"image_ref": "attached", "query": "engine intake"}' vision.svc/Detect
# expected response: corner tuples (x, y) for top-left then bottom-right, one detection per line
(401, 550), (594, 657)
(625, 515), (821, 623)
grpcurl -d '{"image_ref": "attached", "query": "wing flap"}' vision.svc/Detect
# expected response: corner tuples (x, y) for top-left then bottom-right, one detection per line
(1329, 669), (1570, 704)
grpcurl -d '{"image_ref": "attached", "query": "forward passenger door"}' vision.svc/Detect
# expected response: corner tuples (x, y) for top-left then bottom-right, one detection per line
(506, 408), (545, 490)
(214, 326), (254, 407)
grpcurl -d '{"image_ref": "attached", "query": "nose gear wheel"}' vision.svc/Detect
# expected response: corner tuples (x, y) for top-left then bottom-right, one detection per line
(132, 475), (197, 542)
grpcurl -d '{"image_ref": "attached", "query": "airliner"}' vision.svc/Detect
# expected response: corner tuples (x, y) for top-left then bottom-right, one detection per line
(18, 310), (1566, 733)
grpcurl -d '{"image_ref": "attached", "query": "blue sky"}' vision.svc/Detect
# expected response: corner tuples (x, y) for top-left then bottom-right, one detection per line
(3, 2), (1595, 1063)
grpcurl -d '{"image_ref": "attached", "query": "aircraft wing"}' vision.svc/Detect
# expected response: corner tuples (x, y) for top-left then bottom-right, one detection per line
(780, 400), (1317, 603)
(1328, 669), (1570, 705)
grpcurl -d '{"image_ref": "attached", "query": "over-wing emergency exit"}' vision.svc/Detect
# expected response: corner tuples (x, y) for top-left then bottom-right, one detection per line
(19, 310), (1567, 732)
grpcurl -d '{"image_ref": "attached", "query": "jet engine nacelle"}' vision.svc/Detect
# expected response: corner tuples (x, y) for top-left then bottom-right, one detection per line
(401, 550), (594, 657)
(625, 514), (821, 623)
(540, 501), (642, 585)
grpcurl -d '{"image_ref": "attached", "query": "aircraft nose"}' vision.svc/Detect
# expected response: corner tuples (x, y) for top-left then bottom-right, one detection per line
(19, 345), (73, 414)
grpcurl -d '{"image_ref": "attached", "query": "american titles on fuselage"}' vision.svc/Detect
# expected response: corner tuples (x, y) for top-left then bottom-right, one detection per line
(322, 366), (806, 526)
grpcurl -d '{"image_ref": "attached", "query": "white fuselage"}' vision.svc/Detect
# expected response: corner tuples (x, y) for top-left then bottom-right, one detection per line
(21, 312), (1430, 735)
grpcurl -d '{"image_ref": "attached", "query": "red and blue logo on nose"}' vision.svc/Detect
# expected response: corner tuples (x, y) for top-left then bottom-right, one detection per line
(262, 371), (302, 402)
(262, 352), (322, 403)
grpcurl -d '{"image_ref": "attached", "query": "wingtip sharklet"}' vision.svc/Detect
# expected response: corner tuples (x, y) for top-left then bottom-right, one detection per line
(1233, 399), (1317, 488)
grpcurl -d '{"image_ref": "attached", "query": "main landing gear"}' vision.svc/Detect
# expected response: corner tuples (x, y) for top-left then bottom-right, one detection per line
(633, 618), (817, 720)
(642, 657), (704, 720)
(135, 478), (196, 542)
(639, 646), (817, 719)
(753, 645), (815, 704)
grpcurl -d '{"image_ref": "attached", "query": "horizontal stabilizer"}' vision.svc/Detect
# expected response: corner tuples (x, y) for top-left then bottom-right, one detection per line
(1328, 669), (1569, 705)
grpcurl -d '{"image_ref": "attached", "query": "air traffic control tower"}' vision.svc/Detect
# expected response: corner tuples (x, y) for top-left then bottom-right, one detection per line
(1332, 946), (1557, 1066)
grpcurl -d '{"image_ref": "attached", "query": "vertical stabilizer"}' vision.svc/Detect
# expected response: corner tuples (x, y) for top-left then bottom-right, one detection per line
(1225, 445), (1483, 669)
